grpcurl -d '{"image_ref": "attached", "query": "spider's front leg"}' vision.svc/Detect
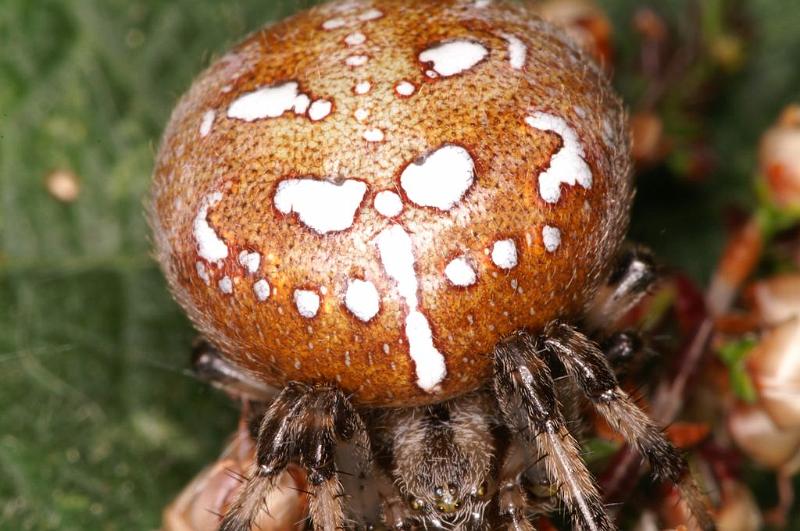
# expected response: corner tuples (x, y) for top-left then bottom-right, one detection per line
(585, 245), (657, 333)
(541, 321), (715, 531)
(496, 439), (550, 531)
(221, 382), (370, 531)
(376, 473), (416, 530)
(494, 333), (614, 531)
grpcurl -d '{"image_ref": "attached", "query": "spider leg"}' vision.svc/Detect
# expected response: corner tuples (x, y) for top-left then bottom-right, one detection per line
(220, 382), (369, 531)
(600, 330), (643, 368)
(377, 473), (415, 530)
(494, 332), (615, 531)
(497, 440), (540, 531)
(191, 338), (278, 403)
(585, 245), (657, 333)
(542, 321), (714, 531)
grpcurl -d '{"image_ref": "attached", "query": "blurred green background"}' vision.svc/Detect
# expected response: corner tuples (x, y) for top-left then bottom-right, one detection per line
(1, 0), (798, 529)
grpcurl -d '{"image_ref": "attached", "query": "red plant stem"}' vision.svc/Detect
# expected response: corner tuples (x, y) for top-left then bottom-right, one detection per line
(651, 318), (715, 425)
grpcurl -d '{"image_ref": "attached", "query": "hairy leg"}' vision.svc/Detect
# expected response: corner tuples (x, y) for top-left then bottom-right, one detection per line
(376, 472), (416, 530)
(600, 330), (644, 369)
(494, 333), (614, 531)
(585, 245), (657, 333)
(220, 382), (369, 531)
(541, 321), (714, 531)
(191, 338), (278, 403)
(496, 440), (542, 531)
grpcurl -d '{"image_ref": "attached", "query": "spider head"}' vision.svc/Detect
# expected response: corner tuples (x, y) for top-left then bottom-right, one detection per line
(391, 400), (495, 527)
(407, 480), (490, 528)
(401, 443), (493, 527)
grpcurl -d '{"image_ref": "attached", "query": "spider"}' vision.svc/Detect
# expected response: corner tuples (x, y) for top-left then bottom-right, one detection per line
(148, 0), (714, 529)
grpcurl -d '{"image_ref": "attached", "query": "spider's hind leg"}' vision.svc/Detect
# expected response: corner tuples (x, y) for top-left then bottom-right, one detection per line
(220, 382), (370, 531)
(541, 321), (715, 531)
(191, 338), (278, 404)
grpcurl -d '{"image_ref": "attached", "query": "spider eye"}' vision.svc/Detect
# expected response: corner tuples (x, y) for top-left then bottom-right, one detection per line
(531, 480), (556, 499)
(476, 482), (487, 497)
(434, 486), (444, 497)
(411, 499), (424, 511)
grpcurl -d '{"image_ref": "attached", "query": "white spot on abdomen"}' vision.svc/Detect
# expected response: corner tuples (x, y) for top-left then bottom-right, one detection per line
(354, 108), (369, 121)
(193, 192), (228, 263)
(196, 261), (210, 284)
(376, 225), (418, 306)
(323, 17), (347, 30)
(363, 128), (384, 142)
(525, 112), (592, 203)
(358, 8), (383, 21)
(238, 250), (261, 274)
(294, 289), (320, 318)
(219, 276), (233, 294)
(346, 55), (369, 67)
(542, 225), (561, 252)
(492, 239), (518, 269)
(375, 225), (447, 392)
(445, 257), (477, 286)
(345, 32), (366, 46)
(309, 99), (332, 121)
(254, 279), (271, 301)
(293, 94), (311, 114)
(374, 191), (403, 217)
(395, 81), (416, 96)
(404, 311), (446, 391)
(499, 33), (527, 70)
(345, 279), (380, 322)
(419, 40), (488, 77)
(355, 81), (371, 94)
(199, 110), (215, 137)
(400, 145), (475, 210)
(228, 81), (304, 121)
(274, 178), (367, 234)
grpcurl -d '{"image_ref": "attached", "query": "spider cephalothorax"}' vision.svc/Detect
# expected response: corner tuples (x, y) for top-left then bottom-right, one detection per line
(150, 0), (713, 529)
(379, 397), (496, 528)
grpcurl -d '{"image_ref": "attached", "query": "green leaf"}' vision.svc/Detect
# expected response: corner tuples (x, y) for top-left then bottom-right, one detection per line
(717, 337), (759, 403)
(583, 437), (622, 467)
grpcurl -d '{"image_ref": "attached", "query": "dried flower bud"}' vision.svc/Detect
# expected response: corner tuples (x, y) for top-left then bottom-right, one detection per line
(751, 273), (800, 326)
(746, 319), (800, 429)
(759, 104), (800, 209)
(633, 8), (668, 43)
(162, 433), (307, 531)
(714, 479), (763, 531)
(728, 404), (800, 470)
(631, 111), (667, 165)
(45, 169), (80, 203)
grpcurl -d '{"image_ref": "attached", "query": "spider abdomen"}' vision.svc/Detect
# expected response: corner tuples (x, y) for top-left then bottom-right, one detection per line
(149, 0), (632, 407)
